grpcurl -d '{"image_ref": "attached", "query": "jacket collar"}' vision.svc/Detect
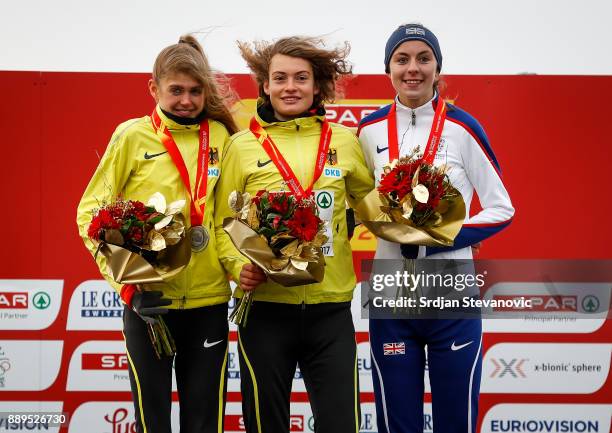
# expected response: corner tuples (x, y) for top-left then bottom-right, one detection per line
(254, 98), (326, 129)
(155, 105), (205, 131)
(395, 92), (439, 115)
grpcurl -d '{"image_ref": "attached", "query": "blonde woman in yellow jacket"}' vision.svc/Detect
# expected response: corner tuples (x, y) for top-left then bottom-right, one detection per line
(76, 35), (237, 433)
(214, 37), (374, 433)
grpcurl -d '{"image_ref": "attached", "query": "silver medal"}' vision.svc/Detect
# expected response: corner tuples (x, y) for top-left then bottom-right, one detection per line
(190, 225), (209, 252)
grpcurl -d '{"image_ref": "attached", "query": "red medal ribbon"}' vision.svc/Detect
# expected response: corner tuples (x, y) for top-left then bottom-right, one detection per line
(387, 97), (447, 164)
(150, 108), (210, 226)
(249, 117), (332, 200)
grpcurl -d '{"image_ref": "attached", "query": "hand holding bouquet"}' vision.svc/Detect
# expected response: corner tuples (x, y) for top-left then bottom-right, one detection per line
(356, 148), (465, 247)
(223, 190), (327, 326)
(88, 192), (191, 357)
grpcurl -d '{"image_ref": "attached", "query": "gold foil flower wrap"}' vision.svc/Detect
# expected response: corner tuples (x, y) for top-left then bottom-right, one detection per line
(355, 186), (466, 247)
(90, 192), (191, 358)
(223, 217), (325, 286)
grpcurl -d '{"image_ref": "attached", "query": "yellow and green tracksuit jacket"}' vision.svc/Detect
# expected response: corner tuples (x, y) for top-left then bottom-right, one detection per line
(76, 106), (231, 309)
(214, 106), (375, 304)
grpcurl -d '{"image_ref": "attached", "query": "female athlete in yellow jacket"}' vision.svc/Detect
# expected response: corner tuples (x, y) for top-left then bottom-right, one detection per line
(77, 35), (237, 433)
(214, 36), (374, 433)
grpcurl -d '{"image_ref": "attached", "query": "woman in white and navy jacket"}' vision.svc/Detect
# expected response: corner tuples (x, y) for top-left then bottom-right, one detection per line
(358, 23), (514, 433)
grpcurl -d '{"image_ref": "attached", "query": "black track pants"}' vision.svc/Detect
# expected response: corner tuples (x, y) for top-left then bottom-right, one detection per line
(123, 303), (229, 433)
(237, 301), (360, 433)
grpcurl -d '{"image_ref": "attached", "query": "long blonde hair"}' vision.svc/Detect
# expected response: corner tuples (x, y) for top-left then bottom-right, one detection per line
(153, 34), (238, 134)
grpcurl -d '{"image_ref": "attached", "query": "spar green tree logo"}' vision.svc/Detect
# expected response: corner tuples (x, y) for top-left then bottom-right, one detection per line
(32, 292), (51, 310)
(581, 295), (599, 313)
(316, 191), (332, 209)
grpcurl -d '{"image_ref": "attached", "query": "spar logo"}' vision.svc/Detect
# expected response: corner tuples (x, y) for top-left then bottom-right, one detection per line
(581, 295), (600, 313)
(0, 292), (28, 309)
(81, 288), (123, 318)
(0, 291), (51, 310)
(82, 353), (128, 370)
(490, 358), (528, 378)
(325, 104), (385, 128)
(492, 295), (576, 312)
(33, 291), (50, 310)
(104, 408), (136, 433)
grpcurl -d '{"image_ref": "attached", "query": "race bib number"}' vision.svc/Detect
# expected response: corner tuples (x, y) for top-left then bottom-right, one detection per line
(313, 190), (334, 256)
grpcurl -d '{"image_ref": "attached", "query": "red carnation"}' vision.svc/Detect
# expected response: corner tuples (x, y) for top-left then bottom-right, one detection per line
(286, 207), (320, 241)
(270, 195), (290, 215)
(87, 209), (119, 240)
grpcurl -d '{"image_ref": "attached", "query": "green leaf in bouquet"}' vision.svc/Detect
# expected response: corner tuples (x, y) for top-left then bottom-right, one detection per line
(121, 220), (133, 234)
(258, 226), (275, 240)
(266, 212), (281, 221)
(147, 213), (165, 225)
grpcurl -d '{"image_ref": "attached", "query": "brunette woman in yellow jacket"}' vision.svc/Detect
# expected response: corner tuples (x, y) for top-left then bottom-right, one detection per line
(214, 36), (374, 433)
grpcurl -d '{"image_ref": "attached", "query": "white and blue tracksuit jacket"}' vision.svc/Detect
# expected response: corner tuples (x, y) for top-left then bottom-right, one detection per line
(357, 93), (514, 260)
(358, 93), (514, 433)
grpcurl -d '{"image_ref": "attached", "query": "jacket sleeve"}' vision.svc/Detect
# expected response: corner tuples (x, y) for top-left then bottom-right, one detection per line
(345, 133), (375, 207)
(213, 135), (250, 283)
(426, 121), (514, 255)
(75, 122), (136, 293)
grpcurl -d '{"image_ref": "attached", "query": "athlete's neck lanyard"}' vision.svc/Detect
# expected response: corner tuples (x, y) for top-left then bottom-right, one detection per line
(249, 117), (332, 200)
(151, 108), (210, 226)
(387, 97), (447, 164)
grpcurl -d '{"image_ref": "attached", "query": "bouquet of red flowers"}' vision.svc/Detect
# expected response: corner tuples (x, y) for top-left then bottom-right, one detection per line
(223, 190), (327, 326)
(88, 192), (190, 357)
(356, 149), (465, 247)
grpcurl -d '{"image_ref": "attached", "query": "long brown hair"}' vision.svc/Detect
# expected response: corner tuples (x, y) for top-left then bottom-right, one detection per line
(153, 34), (238, 134)
(237, 36), (352, 109)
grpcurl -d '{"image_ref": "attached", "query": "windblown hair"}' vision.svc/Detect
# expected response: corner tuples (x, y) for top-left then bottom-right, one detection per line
(237, 36), (352, 109)
(153, 34), (238, 134)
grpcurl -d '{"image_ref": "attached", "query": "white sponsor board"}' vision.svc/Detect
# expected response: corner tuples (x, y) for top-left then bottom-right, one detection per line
(0, 401), (63, 433)
(0, 340), (62, 391)
(482, 282), (609, 334)
(67, 280), (123, 331)
(67, 340), (177, 391)
(482, 403), (612, 433)
(482, 343), (611, 393)
(0, 280), (63, 330)
(69, 401), (180, 433)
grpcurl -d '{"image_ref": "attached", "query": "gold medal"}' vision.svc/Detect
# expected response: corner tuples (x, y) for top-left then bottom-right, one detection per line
(190, 225), (209, 252)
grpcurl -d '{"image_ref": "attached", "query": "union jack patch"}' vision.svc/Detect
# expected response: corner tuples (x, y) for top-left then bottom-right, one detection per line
(383, 342), (405, 355)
